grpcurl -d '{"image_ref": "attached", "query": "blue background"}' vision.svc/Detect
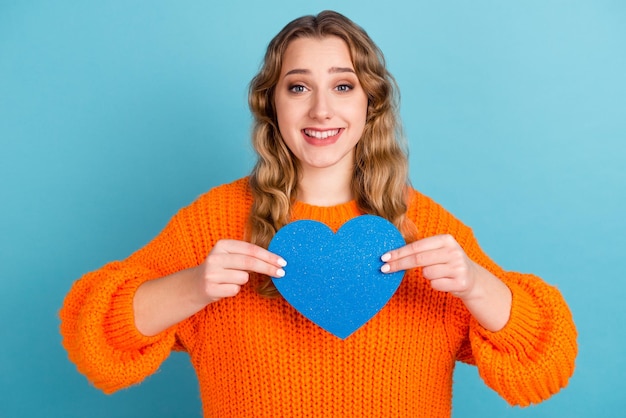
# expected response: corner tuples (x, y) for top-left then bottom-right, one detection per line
(1, 1), (624, 417)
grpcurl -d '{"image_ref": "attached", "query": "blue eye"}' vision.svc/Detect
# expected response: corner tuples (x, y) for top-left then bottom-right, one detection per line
(289, 85), (307, 93)
(336, 84), (353, 92)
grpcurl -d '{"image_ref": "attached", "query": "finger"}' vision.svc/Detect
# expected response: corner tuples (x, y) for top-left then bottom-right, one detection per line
(382, 234), (453, 262)
(207, 253), (285, 279)
(391, 247), (454, 273)
(429, 276), (471, 296)
(205, 283), (243, 300)
(429, 277), (460, 294)
(217, 240), (287, 268)
(382, 235), (465, 274)
(421, 264), (457, 281)
(204, 268), (250, 286)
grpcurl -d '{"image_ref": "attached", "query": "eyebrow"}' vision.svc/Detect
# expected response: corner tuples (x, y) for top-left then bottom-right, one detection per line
(284, 67), (355, 76)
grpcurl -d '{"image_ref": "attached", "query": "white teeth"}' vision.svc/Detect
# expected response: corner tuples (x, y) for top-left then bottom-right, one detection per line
(304, 129), (339, 139)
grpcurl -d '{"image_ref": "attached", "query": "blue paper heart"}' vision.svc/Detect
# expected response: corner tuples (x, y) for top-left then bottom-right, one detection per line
(268, 215), (406, 339)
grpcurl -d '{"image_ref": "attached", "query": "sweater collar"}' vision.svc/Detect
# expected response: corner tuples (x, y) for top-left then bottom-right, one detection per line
(291, 200), (363, 232)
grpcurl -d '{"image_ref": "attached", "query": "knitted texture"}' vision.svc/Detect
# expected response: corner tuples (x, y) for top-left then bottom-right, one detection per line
(59, 177), (577, 417)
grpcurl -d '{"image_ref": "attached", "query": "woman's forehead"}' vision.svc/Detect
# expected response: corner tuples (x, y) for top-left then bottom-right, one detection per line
(280, 36), (354, 74)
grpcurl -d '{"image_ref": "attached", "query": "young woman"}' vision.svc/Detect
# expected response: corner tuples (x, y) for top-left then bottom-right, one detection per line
(60, 10), (577, 417)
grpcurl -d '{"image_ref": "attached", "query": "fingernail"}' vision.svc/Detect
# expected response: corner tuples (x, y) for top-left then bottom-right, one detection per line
(275, 268), (286, 278)
(381, 264), (391, 273)
(277, 258), (287, 267)
(381, 253), (391, 262)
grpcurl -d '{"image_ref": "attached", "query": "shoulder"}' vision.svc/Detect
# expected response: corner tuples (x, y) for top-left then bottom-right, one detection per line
(405, 187), (473, 241)
(174, 177), (253, 227)
(197, 177), (252, 204)
(189, 177), (252, 207)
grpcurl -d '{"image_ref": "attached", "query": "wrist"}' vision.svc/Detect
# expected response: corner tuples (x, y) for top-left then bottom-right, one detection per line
(459, 262), (512, 332)
(454, 261), (486, 302)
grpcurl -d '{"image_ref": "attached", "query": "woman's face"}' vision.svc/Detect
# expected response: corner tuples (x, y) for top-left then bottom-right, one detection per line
(274, 36), (368, 175)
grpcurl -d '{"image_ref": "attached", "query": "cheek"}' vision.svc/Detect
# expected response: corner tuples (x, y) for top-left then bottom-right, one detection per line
(275, 96), (299, 130)
(274, 100), (290, 136)
(353, 98), (369, 129)
(355, 92), (368, 120)
(274, 105), (299, 152)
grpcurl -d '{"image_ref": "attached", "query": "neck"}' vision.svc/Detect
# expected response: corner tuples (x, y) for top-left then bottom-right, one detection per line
(298, 165), (353, 206)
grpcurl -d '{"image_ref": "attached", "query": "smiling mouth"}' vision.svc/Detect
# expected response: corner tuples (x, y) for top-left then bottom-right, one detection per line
(303, 128), (341, 139)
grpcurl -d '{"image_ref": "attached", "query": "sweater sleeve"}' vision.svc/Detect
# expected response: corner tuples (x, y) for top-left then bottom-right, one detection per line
(59, 205), (201, 394)
(456, 226), (578, 407)
(408, 190), (577, 406)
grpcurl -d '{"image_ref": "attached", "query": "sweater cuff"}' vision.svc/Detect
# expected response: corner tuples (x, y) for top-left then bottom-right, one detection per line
(102, 275), (176, 352)
(470, 280), (546, 356)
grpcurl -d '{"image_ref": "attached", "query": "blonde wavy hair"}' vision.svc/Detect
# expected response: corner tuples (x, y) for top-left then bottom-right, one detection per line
(247, 10), (415, 296)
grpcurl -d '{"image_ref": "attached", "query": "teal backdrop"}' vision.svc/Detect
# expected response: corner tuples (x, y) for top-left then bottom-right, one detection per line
(1, 1), (624, 417)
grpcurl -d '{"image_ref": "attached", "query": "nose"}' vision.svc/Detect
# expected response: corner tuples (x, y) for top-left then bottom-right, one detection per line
(308, 90), (334, 120)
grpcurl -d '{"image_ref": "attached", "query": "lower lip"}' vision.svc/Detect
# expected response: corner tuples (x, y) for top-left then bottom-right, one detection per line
(302, 129), (344, 146)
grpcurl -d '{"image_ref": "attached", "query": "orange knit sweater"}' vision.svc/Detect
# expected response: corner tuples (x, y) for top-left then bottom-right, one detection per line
(60, 177), (577, 417)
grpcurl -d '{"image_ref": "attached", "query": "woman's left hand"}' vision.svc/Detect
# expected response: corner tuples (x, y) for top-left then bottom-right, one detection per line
(381, 234), (512, 331)
(381, 234), (479, 300)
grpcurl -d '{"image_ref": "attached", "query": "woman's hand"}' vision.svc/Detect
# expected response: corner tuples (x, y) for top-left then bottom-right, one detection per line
(381, 234), (512, 332)
(134, 239), (286, 336)
(193, 239), (286, 305)
(381, 234), (478, 299)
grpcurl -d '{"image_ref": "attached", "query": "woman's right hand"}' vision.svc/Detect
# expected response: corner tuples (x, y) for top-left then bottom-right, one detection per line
(134, 239), (286, 336)
(193, 239), (286, 305)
